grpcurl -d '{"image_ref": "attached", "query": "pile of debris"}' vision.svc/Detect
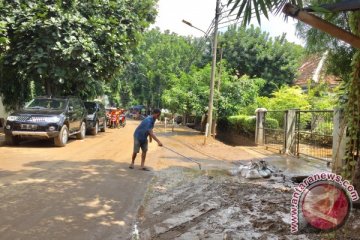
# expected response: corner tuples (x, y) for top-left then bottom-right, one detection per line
(230, 160), (278, 179)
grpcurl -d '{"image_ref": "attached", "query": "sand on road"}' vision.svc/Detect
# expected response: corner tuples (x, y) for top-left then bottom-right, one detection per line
(1, 120), (343, 240)
(0, 120), (157, 240)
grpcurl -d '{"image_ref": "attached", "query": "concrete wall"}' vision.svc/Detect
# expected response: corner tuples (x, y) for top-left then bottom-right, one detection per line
(332, 108), (346, 174)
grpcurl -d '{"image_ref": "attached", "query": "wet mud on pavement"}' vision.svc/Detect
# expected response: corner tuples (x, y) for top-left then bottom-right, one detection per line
(138, 125), (360, 240)
(139, 166), (360, 240)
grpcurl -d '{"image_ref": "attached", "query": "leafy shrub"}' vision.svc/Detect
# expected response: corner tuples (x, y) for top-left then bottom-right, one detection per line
(257, 86), (311, 111)
(257, 86), (311, 126)
(265, 118), (279, 129)
(227, 115), (256, 135)
(314, 121), (333, 136)
(218, 115), (278, 137)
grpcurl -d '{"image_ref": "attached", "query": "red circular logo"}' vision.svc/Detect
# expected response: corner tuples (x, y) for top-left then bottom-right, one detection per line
(301, 182), (350, 231)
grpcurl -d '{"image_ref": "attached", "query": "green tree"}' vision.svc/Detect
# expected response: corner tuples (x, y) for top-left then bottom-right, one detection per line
(162, 65), (210, 117)
(257, 85), (311, 126)
(120, 24), (303, 111)
(120, 28), (203, 109)
(0, 0), (8, 54)
(218, 74), (265, 117)
(0, 0), (157, 110)
(307, 82), (337, 110)
(220, 25), (304, 96)
(258, 86), (310, 110)
(163, 63), (265, 119)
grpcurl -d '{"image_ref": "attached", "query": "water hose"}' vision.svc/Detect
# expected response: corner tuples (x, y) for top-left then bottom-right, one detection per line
(163, 146), (202, 170)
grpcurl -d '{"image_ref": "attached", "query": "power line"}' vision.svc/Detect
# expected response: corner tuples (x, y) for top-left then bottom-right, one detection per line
(183, 18), (215, 72)
(206, 7), (225, 35)
(219, 17), (242, 26)
(201, 0), (243, 30)
(205, 18), (215, 36)
(183, 0), (241, 71)
(221, 13), (240, 20)
(219, 1), (241, 15)
(218, 10), (259, 30)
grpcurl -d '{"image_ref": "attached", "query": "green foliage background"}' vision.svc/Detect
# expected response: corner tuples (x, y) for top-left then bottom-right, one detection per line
(0, 0), (157, 110)
(220, 25), (304, 96)
(119, 26), (304, 118)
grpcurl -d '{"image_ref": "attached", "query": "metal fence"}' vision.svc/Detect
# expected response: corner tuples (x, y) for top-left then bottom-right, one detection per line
(294, 110), (334, 162)
(264, 110), (287, 153)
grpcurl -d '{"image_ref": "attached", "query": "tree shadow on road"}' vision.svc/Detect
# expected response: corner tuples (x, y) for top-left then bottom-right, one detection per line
(0, 159), (152, 240)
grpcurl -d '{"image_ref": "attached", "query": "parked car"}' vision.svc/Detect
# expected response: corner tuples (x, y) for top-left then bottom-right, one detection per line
(4, 96), (87, 147)
(84, 101), (106, 135)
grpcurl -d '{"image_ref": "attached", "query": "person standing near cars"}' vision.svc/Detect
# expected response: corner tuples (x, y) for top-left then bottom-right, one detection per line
(129, 109), (163, 171)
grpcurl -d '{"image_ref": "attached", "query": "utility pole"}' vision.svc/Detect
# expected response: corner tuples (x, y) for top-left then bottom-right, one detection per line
(217, 48), (223, 92)
(205, 0), (220, 144)
(211, 47), (223, 136)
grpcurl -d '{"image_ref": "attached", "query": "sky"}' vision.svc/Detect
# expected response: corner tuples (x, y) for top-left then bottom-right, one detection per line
(153, 0), (304, 45)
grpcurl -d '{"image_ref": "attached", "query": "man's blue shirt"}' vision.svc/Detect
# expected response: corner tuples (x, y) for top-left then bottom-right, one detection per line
(134, 116), (155, 143)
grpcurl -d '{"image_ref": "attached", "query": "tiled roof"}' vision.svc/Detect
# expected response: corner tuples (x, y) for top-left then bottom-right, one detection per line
(294, 54), (340, 87)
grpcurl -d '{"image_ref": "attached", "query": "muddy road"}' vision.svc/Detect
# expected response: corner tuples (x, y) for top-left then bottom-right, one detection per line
(0, 119), (268, 240)
(0, 120), (157, 240)
(0, 120), (340, 240)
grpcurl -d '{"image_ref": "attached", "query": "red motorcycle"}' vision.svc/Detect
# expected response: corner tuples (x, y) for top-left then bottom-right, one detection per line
(108, 108), (126, 128)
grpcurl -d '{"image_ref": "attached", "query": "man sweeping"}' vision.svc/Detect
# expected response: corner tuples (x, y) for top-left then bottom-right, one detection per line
(129, 109), (163, 171)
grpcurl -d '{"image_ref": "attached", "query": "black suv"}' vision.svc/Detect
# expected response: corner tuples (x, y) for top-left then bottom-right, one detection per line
(84, 101), (106, 135)
(4, 96), (87, 147)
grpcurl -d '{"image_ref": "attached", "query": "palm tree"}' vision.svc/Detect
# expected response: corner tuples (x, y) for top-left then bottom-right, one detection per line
(227, 0), (302, 25)
(227, 0), (360, 193)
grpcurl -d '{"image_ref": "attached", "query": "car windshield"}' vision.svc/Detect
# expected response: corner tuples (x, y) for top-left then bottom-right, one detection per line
(24, 98), (67, 110)
(84, 102), (97, 114)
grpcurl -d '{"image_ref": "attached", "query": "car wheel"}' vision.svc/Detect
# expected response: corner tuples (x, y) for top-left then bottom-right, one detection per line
(91, 121), (99, 135)
(100, 121), (106, 132)
(5, 134), (19, 146)
(77, 121), (86, 140)
(54, 125), (69, 147)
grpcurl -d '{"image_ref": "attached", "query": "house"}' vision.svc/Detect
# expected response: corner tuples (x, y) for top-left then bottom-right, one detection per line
(294, 52), (340, 90)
